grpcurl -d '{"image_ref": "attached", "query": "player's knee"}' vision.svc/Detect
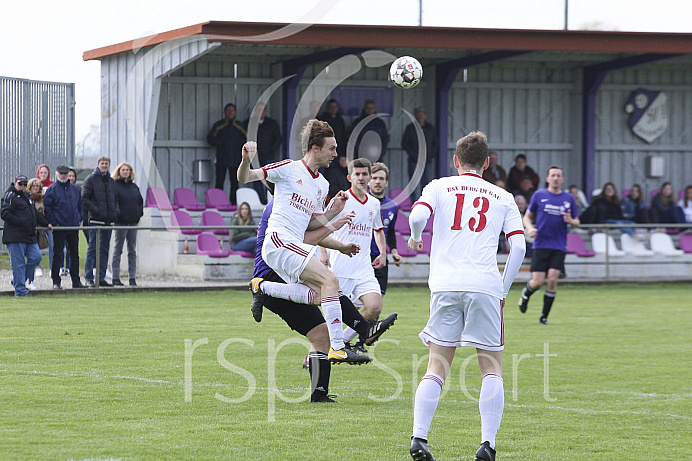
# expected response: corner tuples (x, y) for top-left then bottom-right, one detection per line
(307, 323), (330, 352)
(322, 271), (340, 293)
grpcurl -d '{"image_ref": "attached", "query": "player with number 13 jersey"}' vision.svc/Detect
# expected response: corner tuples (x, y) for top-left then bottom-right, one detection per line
(412, 173), (523, 299)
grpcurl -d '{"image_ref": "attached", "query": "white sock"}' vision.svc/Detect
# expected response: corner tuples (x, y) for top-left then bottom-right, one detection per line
(260, 281), (315, 305)
(479, 373), (504, 449)
(342, 326), (359, 343)
(412, 372), (444, 440)
(321, 296), (345, 350)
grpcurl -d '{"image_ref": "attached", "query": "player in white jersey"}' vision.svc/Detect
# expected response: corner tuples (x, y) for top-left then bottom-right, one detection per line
(407, 131), (526, 461)
(238, 120), (395, 365)
(321, 158), (391, 348)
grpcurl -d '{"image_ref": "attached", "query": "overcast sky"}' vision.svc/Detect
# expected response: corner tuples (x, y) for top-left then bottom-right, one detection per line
(2, 0), (691, 141)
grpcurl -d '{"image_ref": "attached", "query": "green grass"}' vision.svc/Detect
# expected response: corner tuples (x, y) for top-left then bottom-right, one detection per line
(1, 285), (690, 460)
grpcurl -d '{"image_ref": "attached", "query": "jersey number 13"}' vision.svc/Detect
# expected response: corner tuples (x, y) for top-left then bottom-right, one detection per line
(451, 194), (489, 232)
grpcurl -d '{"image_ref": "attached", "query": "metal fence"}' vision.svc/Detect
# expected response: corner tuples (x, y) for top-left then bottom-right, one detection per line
(0, 76), (75, 188)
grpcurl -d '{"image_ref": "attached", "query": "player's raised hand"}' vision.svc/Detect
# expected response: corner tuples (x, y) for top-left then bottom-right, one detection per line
(339, 242), (360, 257)
(242, 141), (258, 161)
(408, 237), (423, 251)
(327, 190), (349, 213)
(331, 212), (355, 231)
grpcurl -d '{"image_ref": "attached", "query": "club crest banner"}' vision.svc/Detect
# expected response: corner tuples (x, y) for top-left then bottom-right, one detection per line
(624, 89), (668, 143)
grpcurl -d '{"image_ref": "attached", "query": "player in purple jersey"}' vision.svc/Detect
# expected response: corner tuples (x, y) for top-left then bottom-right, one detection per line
(519, 166), (580, 324)
(367, 162), (401, 296)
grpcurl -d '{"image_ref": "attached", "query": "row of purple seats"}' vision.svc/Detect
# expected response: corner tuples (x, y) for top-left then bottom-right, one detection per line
(168, 210), (231, 236)
(196, 233), (253, 258)
(147, 187), (237, 212)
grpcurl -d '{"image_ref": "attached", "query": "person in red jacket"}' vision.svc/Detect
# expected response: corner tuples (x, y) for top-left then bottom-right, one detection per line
(36, 164), (54, 190)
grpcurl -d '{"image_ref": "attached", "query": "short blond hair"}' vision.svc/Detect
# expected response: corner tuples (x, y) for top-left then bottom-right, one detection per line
(112, 162), (136, 181)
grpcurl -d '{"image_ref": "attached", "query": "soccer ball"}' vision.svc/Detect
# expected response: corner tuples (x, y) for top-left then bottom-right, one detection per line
(389, 56), (423, 89)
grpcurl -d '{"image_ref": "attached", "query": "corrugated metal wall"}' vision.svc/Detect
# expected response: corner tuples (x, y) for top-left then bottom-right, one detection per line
(99, 38), (220, 199)
(113, 47), (692, 203)
(0, 76), (74, 188)
(596, 62), (692, 198)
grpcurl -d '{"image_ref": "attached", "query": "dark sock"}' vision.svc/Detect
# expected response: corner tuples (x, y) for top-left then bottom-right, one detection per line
(308, 351), (331, 401)
(542, 291), (556, 319)
(525, 281), (537, 298)
(339, 294), (368, 336)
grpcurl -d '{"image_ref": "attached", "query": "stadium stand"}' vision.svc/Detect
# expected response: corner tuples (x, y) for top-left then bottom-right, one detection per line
(649, 232), (684, 256)
(591, 233), (626, 257)
(679, 234), (692, 254)
(201, 211), (229, 236)
(169, 210), (201, 235)
(174, 188), (206, 211)
(196, 233), (253, 258)
(147, 187), (179, 211)
(620, 233), (655, 256)
(566, 233), (596, 257)
(205, 188), (237, 212)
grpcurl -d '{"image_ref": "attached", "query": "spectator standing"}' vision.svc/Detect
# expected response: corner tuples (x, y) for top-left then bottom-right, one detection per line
(621, 184), (649, 224)
(207, 103), (247, 204)
(401, 108), (438, 198)
(506, 154), (540, 191)
(60, 167), (79, 276)
(482, 151), (507, 186)
(110, 162), (144, 287)
(246, 103), (282, 204)
(324, 154), (350, 199)
(350, 99), (389, 163)
(407, 131), (526, 461)
(82, 156), (117, 287)
(367, 162), (401, 296)
(36, 164), (54, 274)
(2, 174), (50, 297)
(230, 202), (258, 254)
(678, 185), (692, 223)
(25, 178), (45, 290)
(317, 99), (348, 157)
(651, 182), (686, 224)
(44, 165), (84, 289)
(519, 166), (580, 324)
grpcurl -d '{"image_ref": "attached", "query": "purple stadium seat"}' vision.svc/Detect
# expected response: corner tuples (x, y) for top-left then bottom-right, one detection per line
(169, 210), (201, 235)
(394, 211), (411, 235)
(621, 189), (630, 199)
(174, 188), (206, 211)
(205, 188), (237, 212)
(147, 187), (179, 211)
(649, 189), (659, 203)
(201, 211), (228, 236)
(395, 233), (419, 257)
(566, 233), (595, 257)
(196, 233), (254, 258)
(679, 234), (692, 254)
(389, 189), (413, 211)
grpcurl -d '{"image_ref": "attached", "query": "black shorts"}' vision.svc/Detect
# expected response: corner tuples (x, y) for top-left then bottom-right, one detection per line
(260, 270), (325, 336)
(530, 248), (566, 273)
(371, 254), (388, 294)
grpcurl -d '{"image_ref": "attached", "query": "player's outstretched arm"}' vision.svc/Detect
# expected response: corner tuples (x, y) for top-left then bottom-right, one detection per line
(237, 141), (264, 183)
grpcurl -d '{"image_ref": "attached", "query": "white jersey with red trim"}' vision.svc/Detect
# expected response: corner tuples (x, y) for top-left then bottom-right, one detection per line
(328, 188), (384, 280)
(262, 159), (330, 241)
(414, 172), (524, 297)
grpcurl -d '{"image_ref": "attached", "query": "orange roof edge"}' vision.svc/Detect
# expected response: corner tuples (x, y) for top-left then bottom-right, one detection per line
(83, 22), (211, 61)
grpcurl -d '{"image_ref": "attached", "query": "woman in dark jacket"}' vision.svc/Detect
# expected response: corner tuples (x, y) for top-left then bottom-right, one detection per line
(110, 162), (144, 286)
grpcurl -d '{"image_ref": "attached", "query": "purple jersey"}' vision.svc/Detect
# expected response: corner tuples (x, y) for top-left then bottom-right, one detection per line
(528, 188), (578, 251)
(370, 195), (398, 256)
(254, 200), (273, 278)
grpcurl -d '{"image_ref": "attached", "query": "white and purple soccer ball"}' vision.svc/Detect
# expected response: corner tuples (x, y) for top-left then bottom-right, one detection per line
(389, 56), (422, 89)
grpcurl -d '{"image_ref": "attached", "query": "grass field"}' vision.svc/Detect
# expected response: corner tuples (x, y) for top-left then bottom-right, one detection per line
(1, 284), (690, 460)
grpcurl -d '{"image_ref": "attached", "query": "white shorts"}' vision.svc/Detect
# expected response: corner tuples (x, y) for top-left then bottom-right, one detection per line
(419, 291), (504, 352)
(338, 276), (382, 302)
(262, 231), (318, 284)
